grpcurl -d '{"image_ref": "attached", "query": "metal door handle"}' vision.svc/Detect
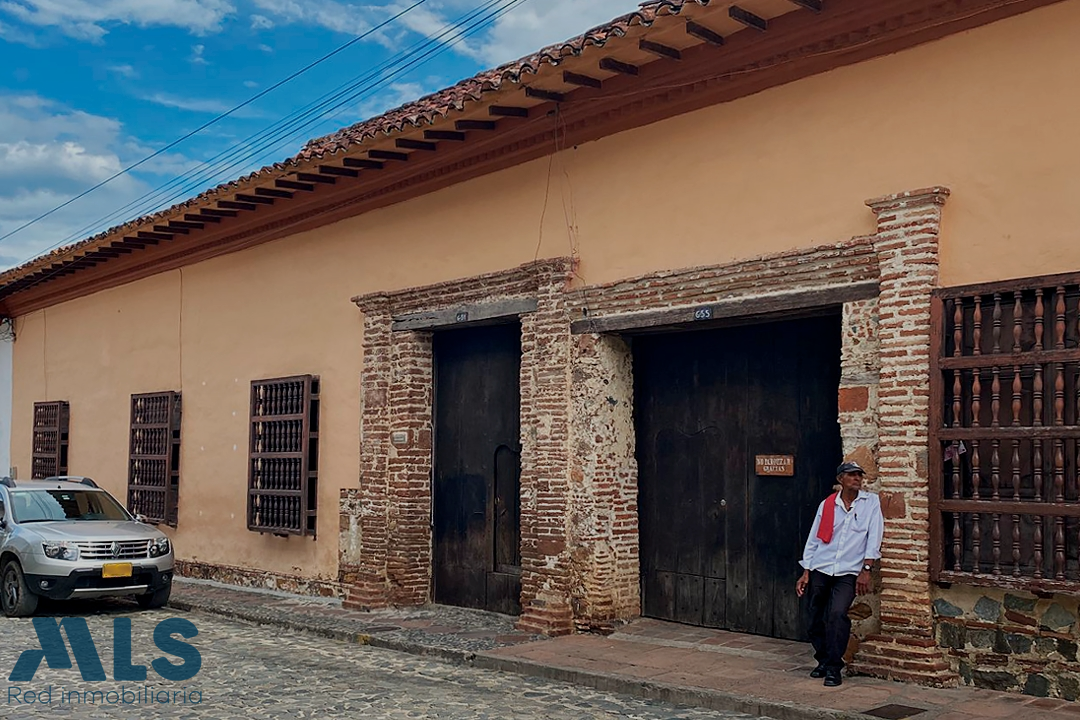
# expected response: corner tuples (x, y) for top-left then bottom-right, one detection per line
(719, 499), (727, 507)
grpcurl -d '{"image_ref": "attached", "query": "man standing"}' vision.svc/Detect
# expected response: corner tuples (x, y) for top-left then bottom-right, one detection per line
(795, 461), (883, 687)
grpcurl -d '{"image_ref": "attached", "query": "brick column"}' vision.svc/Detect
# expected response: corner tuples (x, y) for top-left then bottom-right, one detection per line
(343, 295), (393, 609)
(517, 269), (576, 636)
(853, 187), (958, 686)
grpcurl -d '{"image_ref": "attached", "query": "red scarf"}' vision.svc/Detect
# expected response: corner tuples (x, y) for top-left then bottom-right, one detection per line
(817, 493), (838, 544)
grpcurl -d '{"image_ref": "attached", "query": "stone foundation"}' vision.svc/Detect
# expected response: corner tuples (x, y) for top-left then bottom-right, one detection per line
(934, 586), (1080, 699)
(176, 559), (343, 598)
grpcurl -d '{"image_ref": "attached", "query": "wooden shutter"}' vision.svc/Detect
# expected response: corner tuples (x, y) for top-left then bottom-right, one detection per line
(248, 375), (320, 537)
(931, 275), (1080, 593)
(128, 392), (182, 525)
(31, 401), (69, 479)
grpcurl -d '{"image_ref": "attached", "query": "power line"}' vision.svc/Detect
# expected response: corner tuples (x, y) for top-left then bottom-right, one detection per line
(38, 0), (520, 259)
(0, 0), (433, 247)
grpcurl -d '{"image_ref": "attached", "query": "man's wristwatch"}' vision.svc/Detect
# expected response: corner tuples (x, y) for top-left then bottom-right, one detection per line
(862, 564), (873, 572)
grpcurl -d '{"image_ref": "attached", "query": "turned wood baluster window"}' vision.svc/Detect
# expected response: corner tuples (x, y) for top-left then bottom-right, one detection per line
(248, 375), (320, 537)
(128, 392), (181, 525)
(31, 401), (69, 479)
(931, 276), (1080, 593)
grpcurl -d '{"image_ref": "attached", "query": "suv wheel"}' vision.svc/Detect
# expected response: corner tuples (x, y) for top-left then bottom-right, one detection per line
(1, 560), (39, 617)
(136, 584), (171, 610)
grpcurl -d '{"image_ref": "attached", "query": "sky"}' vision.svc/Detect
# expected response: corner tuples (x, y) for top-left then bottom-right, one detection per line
(0, 0), (642, 271)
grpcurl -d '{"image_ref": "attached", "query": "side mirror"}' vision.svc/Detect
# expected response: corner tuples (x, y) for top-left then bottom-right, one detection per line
(135, 514), (147, 524)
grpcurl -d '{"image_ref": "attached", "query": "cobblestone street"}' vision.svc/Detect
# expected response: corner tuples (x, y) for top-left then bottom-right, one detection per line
(1, 602), (766, 719)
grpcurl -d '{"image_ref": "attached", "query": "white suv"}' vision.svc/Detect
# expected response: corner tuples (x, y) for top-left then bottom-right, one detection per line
(0, 476), (174, 617)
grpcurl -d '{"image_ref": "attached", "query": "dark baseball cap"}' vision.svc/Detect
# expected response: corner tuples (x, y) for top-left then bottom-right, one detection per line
(836, 461), (866, 476)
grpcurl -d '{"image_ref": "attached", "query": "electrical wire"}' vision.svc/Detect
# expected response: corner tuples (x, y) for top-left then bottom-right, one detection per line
(0, 0), (434, 247)
(19, 0), (530, 265)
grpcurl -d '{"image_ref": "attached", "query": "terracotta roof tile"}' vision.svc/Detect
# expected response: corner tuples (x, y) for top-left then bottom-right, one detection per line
(0, 0), (711, 288)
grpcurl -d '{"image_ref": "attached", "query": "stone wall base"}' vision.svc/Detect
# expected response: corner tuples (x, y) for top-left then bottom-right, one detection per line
(176, 559), (343, 599)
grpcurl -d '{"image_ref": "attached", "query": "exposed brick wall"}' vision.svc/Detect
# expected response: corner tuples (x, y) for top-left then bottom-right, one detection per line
(344, 259), (577, 632)
(176, 559), (342, 598)
(853, 187), (958, 686)
(568, 333), (638, 633)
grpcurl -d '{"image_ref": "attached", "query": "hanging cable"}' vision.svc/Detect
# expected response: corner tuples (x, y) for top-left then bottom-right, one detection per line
(0, 0), (434, 247)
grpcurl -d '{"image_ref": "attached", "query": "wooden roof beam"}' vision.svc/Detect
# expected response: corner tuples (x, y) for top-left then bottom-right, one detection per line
(369, 149), (409, 162)
(639, 39), (682, 60)
(166, 220), (202, 231)
(342, 157), (384, 170)
(201, 208), (239, 218)
(296, 172), (335, 185)
(787, 0), (822, 11)
(318, 165), (360, 178)
(424, 130), (466, 141)
(275, 179), (315, 192)
(234, 193), (275, 205)
(397, 138), (437, 152)
(686, 20), (725, 45)
(599, 57), (638, 76)
(563, 71), (602, 89)
(217, 200), (258, 212)
(455, 119), (496, 131)
(156, 224), (188, 235)
(137, 231), (175, 242)
(730, 6), (768, 31)
(255, 187), (293, 199)
(489, 106), (528, 118)
(185, 213), (221, 223)
(525, 87), (566, 103)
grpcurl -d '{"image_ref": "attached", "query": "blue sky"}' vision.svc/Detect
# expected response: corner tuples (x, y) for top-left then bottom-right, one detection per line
(0, 0), (640, 270)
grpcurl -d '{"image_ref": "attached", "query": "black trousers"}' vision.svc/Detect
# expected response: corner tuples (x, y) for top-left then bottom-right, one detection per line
(806, 570), (857, 671)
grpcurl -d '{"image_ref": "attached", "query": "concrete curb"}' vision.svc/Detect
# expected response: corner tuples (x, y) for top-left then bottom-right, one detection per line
(170, 598), (874, 720)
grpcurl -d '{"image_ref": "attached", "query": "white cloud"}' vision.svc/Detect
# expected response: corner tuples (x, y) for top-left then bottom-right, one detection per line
(190, 43), (208, 64)
(250, 0), (370, 35)
(349, 81), (428, 123)
(243, 80), (259, 88)
(258, 43), (272, 52)
(250, 13), (273, 30)
(140, 92), (232, 114)
(250, 0), (642, 66)
(108, 64), (138, 78)
(0, 0), (237, 41)
(0, 94), (177, 270)
(468, 0), (642, 66)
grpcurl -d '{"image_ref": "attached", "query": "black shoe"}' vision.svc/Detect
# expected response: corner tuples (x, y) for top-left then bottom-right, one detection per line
(809, 664), (827, 679)
(823, 669), (843, 687)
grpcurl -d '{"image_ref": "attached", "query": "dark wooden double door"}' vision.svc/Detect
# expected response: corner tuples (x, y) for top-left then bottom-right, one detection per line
(433, 323), (522, 615)
(634, 315), (841, 640)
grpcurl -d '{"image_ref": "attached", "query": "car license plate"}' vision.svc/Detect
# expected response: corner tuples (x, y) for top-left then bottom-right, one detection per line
(102, 563), (132, 579)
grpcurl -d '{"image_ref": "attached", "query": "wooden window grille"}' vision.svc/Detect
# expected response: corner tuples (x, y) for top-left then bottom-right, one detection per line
(128, 392), (182, 525)
(31, 401), (69, 479)
(931, 274), (1080, 594)
(248, 375), (320, 537)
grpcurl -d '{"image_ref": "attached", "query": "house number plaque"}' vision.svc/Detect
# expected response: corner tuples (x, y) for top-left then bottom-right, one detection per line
(755, 455), (794, 476)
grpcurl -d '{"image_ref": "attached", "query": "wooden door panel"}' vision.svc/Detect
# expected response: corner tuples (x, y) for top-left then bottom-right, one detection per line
(433, 323), (522, 615)
(635, 315), (841, 639)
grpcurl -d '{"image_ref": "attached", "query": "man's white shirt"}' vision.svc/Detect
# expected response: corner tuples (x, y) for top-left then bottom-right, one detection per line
(800, 490), (883, 577)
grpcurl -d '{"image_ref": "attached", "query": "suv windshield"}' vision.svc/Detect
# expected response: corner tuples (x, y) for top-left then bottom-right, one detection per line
(10, 490), (131, 523)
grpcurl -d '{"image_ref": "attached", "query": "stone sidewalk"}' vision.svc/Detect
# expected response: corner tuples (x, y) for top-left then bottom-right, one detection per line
(169, 578), (1079, 720)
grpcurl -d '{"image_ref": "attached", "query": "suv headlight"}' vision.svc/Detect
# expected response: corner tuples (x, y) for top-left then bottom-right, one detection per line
(42, 541), (80, 561)
(148, 537), (170, 557)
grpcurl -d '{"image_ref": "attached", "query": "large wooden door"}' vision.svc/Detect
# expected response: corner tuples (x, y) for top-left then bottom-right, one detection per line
(433, 323), (522, 615)
(634, 314), (841, 639)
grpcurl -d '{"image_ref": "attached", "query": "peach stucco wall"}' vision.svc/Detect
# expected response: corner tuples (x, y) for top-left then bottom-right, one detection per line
(12, 2), (1080, 582)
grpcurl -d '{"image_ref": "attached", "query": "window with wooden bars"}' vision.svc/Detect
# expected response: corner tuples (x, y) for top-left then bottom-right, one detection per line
(128, 392), (181, 525)
(248, 375), (320, 537)
(31, 401), (69, 479)
(931, 276), (1080, 594)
